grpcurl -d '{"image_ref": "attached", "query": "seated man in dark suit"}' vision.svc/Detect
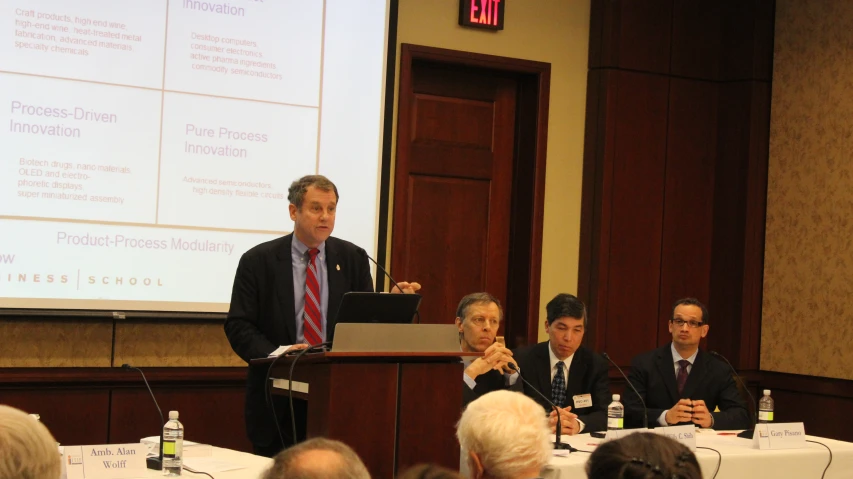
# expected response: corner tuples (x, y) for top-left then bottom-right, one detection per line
(456, 292), (519, 408)
(623, 297), (750, 430)
(514, 293), (611, 435)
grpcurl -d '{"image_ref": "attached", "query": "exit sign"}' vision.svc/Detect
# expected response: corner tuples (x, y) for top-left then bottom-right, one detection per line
(459, 0), (504, 31)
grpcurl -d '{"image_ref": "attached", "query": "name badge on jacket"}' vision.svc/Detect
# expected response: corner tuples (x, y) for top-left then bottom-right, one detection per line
(573, 394), (593, 408)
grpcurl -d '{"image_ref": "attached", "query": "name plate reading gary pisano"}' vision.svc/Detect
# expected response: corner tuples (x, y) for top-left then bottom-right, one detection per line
(64, 444), (148, 479)
(753, 422), (807, 450)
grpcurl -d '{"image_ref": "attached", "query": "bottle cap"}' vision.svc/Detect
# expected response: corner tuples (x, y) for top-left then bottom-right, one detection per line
(763, 389), (771, 396)
(169, 410), (179, 420)
(612, 394), (620, 401)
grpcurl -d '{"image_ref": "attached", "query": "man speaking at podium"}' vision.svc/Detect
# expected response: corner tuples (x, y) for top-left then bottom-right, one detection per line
(224, 175), (420, 456)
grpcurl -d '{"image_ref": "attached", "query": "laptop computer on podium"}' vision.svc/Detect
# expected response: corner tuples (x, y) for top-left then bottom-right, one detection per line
(330, 292), (460, 352)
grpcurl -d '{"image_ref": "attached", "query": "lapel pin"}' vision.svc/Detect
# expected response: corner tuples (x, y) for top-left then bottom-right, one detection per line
(336, 264), (341, 271)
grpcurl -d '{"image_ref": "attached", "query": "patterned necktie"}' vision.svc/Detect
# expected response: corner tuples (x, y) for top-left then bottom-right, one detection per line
(551, 361), (567, 408)
(676, 359), (691, 394)
(303, 248), (322, 345)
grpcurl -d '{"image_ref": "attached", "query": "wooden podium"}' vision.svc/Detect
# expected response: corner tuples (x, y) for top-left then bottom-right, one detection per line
(252, 352), (470, 479)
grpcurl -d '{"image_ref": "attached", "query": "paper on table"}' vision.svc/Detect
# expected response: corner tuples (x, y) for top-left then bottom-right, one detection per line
(183, 457), (247, 473)
(268, 345), (293, 357)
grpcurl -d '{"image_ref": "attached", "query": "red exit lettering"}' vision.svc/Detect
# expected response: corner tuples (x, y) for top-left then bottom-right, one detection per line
(469, 0), (501, 26)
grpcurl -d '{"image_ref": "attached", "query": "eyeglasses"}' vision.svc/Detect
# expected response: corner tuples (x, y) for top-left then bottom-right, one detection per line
(469, 316), (500, 328)
(671, 318), (704, 328)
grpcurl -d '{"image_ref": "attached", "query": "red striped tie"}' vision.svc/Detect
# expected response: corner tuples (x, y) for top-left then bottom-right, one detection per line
(303, 248), (322, 345)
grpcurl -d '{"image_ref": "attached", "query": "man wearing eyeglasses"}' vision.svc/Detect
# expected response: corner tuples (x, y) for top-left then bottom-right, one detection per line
(456, 292), (520, 408)
(623, 298), (750, 430)
(513, 293), (611, 435)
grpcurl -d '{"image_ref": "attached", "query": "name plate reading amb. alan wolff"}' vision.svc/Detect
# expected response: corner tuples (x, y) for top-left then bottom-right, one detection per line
(64, 444), (147, 479)
(753, 422), (807, 450)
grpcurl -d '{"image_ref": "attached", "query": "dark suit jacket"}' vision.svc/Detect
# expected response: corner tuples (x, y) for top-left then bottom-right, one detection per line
(224, 234), (373, 447)
(462, 368), (524, 408)
(623, 344), (750, 430)
(513, 342), (611, 433)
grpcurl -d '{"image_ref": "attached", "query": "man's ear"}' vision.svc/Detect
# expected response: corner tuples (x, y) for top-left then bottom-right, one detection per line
(468, 450), (485, 479)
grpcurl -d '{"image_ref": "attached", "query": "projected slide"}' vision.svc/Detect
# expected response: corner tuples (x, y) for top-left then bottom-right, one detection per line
(0, 0), (389, 312)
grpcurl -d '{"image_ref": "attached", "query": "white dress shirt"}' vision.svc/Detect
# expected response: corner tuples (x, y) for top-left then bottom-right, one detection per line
(548, 342), (585, 432)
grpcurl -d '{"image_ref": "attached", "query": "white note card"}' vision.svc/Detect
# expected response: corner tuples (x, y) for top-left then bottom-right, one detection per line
(753, 422), (807, 450)
(64, 444), (147, 479)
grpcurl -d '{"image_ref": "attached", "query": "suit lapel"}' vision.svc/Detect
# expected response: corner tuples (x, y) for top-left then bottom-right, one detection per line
(533, 342), (553, 403)
(325, 239), (346, 340)
(655, 345), (680, 403)
(274, 234), (297, 342)
(681, 350), (708, 399)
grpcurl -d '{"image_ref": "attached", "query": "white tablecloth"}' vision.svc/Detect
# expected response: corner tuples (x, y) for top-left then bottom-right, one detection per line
(139, 447), (272, 479)
(543, 430), (853, 479)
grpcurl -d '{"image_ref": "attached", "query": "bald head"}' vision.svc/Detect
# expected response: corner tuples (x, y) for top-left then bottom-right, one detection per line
(263, 438), (370, 479)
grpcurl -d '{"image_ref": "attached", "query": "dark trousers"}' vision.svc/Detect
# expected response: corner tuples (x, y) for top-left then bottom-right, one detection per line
(251, 396), (307, 458)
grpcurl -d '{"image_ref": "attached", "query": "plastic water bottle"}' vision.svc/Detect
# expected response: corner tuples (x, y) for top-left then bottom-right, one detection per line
(758, 390), (774, 423)
(607, 394), (624, 430)
(163, 411), (184, 476)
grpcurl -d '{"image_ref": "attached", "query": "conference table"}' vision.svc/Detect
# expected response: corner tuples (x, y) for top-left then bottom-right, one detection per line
(127, 430), (853, 479)
(544, 430), (853, 479)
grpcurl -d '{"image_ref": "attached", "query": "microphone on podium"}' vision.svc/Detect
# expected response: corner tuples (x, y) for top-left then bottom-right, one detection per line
(506, 362), (576, 451)
(709, 350), (757, 439)
(601, 352), (648, 430)
(364, 253), (420, 323)
(121, 364), (164, 470)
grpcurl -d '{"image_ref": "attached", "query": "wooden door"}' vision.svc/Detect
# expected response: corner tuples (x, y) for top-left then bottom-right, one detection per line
(392, 60), (517, 325)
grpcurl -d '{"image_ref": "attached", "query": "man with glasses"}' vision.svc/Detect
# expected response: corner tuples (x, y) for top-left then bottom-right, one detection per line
(623, 298), (750, 430)
(456, 292), (520, 407)
(514, 293), (611, 435)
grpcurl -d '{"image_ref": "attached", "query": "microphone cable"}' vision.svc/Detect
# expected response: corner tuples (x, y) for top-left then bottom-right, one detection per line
(806, 439), (832, 479)
(695, 446), (721, 479)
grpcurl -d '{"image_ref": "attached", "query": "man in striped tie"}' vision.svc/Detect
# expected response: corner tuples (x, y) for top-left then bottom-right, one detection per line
(225, 175), (421, 457)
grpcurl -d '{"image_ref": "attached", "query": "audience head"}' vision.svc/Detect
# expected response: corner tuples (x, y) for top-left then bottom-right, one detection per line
(262, 437), (370, 479)
(456, 391), (551, 479)
(586, 432), (703, 479)
(669, 298), (709, 353)
(0, 405), (61, 479)
(455, 292), (503, 353)
(397, 463), (462, 479)
(287, 175), (339, 247)
(544, 293), (587, 360)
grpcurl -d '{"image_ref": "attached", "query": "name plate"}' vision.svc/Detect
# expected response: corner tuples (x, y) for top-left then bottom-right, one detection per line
(655, 425), (697, 451)
(753, 423), (806, 450)
(64, 444), (147, 479)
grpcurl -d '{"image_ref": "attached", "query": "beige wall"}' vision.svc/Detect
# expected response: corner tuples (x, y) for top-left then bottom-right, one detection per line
(392, 0), (591, 342)
(1, 1), (590, 367)
(763, 0), (853, 380)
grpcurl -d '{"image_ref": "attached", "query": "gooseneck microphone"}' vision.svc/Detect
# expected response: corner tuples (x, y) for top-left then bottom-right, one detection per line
(365, 253), (404, 294)
(506, 363), (575, 451)
(602, 352), (648, 430)
(709, 351), (757, 438)
(122, 364), (164, 470)
(365, 253), (421, 323)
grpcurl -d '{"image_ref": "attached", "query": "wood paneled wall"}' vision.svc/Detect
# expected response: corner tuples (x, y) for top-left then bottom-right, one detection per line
(0, 367), (250, 451)
(579, 0), (774, 369)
